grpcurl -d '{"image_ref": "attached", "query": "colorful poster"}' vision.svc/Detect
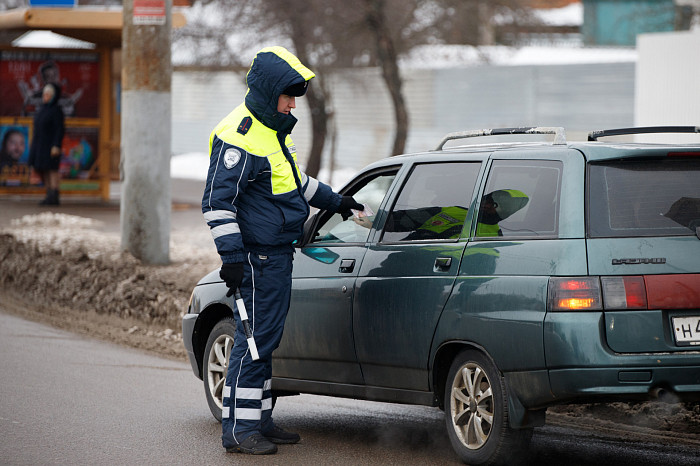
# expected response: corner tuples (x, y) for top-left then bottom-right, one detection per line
(0, 50), (99, 118)
(0, 124), (31, 187)
(60, 126), (98, 179)
(0, 124), (99, 187)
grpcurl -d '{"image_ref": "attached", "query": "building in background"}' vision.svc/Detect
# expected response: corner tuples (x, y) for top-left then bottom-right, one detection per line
(172, 56), (636, 175)
(635, 29), (700, 142)
(582, 0), (696, 46)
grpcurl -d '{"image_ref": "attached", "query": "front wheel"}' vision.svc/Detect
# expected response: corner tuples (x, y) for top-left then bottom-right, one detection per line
(203, 317), (236, 422)
(444, 349), (532, 466)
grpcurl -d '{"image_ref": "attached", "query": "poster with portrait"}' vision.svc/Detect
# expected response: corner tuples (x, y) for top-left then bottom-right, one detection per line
(0, 124), (31, 187)
(0, 50), (99, 118)
(0, 123), (99, 188)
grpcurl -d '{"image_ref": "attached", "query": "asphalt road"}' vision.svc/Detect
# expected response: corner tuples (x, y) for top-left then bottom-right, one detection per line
(2, 312), (700, 466)
(2, 180), (700, 465)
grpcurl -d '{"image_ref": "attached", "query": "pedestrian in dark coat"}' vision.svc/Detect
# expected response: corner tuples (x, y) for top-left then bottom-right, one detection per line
(28, 83), (65, 205)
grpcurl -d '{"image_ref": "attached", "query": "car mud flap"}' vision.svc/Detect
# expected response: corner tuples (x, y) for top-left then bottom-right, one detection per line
(504, 372), (551, 428)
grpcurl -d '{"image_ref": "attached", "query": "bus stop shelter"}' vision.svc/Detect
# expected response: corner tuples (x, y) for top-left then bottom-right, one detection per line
(0, 6), (185, 201)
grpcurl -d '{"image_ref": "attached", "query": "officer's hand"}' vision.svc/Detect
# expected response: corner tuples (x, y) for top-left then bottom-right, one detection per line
(338, 196), (364, 221)
(220, 263), (244, 298)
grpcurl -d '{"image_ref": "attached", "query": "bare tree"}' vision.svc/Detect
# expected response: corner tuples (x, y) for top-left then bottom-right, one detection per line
(174, 0), (539, 170)
(364, 0), (408, 156)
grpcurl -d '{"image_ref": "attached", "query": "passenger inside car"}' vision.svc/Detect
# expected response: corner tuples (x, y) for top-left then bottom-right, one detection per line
(475, 189), (529, 237)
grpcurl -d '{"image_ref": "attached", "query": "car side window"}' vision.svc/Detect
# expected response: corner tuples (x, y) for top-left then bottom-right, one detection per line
(312, 171), (397, 244)
(381, 162), (481, 242)
(476, 160), (562, 238)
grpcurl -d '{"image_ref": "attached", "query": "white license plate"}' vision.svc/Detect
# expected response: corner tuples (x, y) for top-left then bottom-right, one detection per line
(672, 316), (700, 346)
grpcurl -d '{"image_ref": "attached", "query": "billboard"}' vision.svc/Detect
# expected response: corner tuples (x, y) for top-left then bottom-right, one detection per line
(0, 123), (99, 188)
(0, 50), (99, 118)
(0, 124), (31, 187)
(0, 49), (101, 192)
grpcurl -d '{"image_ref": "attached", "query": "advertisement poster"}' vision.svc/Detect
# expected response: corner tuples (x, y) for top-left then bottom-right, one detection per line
(0, 50), (99, 118)
(60, 126), (98, 181)
(0, 124), (31, 187)
(0, 124), (98, 187)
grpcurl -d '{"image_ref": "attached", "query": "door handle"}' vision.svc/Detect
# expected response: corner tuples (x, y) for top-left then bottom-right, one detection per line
(434, 257), (452, 271)
(339, 259), (355, 273)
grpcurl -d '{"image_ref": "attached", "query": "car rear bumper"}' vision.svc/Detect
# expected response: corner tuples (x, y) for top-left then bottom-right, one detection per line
(544, 312), (700, 402)
(549, 366), (700, 403)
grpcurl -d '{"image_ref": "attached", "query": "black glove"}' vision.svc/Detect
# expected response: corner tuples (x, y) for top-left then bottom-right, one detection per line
(338, 196), (364, 221)
(220, 263), (244, 298)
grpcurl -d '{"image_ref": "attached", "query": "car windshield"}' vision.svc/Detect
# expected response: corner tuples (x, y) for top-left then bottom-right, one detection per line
(588, 157), (700, 237)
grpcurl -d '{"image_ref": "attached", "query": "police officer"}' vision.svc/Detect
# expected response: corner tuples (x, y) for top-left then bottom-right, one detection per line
(202, 47), (362, 455)
(476, 189), (529, 237)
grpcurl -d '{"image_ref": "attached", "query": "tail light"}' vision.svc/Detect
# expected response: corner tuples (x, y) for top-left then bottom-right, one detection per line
(601, 276), (647, 310)
(550, 275), (700, 311)
(548, 277), (602, 311)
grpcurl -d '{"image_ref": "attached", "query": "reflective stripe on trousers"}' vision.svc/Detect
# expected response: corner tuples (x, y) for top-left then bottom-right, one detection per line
(221, 251), (293, 448)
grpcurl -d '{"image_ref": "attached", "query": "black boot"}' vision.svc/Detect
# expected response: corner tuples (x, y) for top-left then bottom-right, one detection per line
(39, 189), (51, 205)
(49, 189), (60, 205)
(41, 189), (60, 206)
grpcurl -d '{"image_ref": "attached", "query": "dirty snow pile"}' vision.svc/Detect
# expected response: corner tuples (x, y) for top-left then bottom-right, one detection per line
(0, 212), (219, 350)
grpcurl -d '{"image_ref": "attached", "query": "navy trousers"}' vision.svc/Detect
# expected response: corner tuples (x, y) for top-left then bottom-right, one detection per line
(221, 251), (293, 448)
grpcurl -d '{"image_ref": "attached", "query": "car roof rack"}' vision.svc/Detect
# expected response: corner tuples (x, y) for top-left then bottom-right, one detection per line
(435, 126), (566, 151)
(587, 126), (700, 141)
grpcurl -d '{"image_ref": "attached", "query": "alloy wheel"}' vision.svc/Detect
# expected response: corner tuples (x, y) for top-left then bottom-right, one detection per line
(449, 362), (494, 449)
(207, 332), (233, 411)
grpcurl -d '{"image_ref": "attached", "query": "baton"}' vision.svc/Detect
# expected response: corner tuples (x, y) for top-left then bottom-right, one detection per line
(234, 289), (260, 360)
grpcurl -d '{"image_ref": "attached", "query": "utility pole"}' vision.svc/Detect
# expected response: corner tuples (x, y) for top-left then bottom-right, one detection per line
(120, 0), (172, 265)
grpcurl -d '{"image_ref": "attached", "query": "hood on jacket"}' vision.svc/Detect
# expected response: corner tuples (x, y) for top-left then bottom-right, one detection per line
(244, 46), (315, 135)
(43, 83), (62, 107)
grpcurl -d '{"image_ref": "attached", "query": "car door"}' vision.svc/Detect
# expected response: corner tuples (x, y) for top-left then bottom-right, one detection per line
(353, 161), (483, 390)
(274, 168), (400, 384)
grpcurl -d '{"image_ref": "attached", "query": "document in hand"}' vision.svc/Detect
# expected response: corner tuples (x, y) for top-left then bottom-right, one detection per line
(351, 203), (374, 219)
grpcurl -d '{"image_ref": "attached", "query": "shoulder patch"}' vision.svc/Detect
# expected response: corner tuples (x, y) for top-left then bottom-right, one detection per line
(224, 148), (242, 169)
(237, 116), (253, 135)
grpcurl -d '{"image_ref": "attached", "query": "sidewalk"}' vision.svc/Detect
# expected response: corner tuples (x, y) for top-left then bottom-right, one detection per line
(0, 178), (206, 235)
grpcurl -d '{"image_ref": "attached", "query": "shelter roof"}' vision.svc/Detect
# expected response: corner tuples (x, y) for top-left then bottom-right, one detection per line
(0, 7), (186, 48)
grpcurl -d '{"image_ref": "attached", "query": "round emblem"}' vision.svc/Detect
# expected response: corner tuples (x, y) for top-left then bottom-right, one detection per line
(224, 148), (241, 169)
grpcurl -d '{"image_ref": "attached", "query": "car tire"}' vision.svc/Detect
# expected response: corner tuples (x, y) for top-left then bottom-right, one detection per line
(444, 349), (532, 466)
(203, 317), (236, 422)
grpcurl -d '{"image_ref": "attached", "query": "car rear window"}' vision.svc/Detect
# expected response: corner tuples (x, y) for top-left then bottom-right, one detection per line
(588, 158), (700, 237)
(476, 159), (562, 238)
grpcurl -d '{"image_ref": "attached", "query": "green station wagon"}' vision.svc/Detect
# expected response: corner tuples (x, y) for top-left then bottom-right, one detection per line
(183, 126), (700, 465)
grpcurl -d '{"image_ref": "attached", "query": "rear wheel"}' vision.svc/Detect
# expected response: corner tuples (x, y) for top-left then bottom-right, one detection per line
(203, 317), (236, 422)
(445, 349), (532, 465)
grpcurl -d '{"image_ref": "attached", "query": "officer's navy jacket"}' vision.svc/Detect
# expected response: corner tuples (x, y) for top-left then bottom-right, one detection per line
(202, 47), (341, 264)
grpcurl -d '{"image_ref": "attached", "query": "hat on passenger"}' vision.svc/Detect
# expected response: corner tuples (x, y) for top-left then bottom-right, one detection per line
(490, 189), (529, 220)
(282, 80), (310, 97)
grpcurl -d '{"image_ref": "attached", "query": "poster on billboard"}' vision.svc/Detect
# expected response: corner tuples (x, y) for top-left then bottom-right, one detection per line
(0, 122), (99, 188)
(0, 50), (99, 118)
(60, 126), (99, 185)
(0, 124), (31, 187)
